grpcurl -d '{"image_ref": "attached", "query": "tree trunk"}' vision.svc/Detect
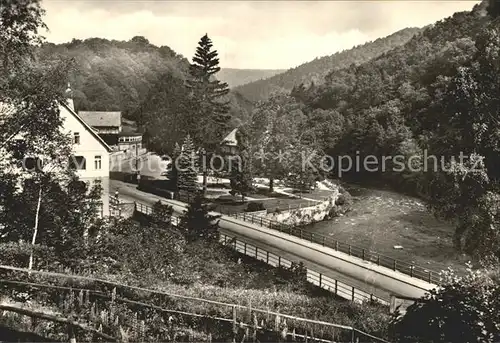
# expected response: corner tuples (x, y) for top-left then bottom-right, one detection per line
(269, 178), (274, 193)
(28, 186), (43, 271)
(202, 169), (207, 195)
(202, 149), (207, 195)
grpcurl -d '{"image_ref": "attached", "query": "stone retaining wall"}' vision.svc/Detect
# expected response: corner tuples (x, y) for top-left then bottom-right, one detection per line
(265, 188), (340, 226)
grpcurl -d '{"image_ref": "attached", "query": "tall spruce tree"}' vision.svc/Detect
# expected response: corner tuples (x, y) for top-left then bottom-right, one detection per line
(177, 135), (198, 201)
(187, 34), (231, 194)
(167, 142), (181, 198)
(179, 194), (220, 243)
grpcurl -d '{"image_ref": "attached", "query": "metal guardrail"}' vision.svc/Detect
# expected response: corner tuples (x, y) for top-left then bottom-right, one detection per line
(223, 211), (440, 285)
(134, 202), (181, 226)
(221, 234), (389, 307)
(134, 201), (440, 285)
(133, 202), (391, 305)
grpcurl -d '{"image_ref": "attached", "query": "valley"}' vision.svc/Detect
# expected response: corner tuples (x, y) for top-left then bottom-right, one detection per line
(1, 0), (499, 342)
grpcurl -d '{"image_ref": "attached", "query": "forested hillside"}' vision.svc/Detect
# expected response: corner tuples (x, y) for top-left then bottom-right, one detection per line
(282, 1), (500, 257)
(37, 37), (251, 127)
(234, 27), (422, 102)
(218, 68), (285, 88)
(38, 36), (189, 117)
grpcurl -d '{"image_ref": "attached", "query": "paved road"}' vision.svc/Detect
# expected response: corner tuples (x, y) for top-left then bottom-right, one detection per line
(110, 180), (165, 204)
(111, 152), (167, 178)
(110, 179), (435, 302)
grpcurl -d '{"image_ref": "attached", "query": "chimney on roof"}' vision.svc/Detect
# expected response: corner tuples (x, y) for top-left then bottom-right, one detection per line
(66, 82), (74, 111)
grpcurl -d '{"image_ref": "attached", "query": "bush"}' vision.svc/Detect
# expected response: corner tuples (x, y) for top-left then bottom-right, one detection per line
(89, 218), (185, 278)
(0, 242), (59, 270)
(391, 263), (500, 342)
(244, 202), (265, 212)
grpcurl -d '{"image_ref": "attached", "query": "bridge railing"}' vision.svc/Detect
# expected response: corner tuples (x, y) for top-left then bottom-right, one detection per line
(222, 210), (440, 285)
(133, 202), (391, 306)
(135, 201), (440, 285)
(221, 233), (389, 306)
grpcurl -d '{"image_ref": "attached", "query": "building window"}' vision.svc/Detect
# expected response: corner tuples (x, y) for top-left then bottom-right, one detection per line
(74, 132), (80, 144)
(69, 155), (86, 170)
(94, 155), (101, 170)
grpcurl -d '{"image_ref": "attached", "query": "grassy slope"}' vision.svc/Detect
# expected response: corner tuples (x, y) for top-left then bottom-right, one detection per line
(304, 183), (466, 274)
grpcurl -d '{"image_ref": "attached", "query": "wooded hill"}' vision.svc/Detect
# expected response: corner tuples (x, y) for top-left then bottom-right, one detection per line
(233, 27), (422, 102)
(283, 1), (500, 257)
(37, 36), (252, 126)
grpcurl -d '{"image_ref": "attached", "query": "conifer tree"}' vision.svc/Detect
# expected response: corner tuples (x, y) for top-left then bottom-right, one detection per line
(488, 0), (500, 17)
(179, 194), (220, 243)
(177, 135), (198, 201)
(187, 34), (231, 194)
(167, 142), (181, 198)
(151, 200), (173, 226)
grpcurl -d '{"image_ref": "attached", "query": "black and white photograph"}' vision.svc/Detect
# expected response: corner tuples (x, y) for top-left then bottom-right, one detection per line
(0, 0), (497, 342)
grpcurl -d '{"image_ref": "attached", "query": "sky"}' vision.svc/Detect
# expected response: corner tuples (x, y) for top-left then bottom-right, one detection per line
(41, 1), (480, 69)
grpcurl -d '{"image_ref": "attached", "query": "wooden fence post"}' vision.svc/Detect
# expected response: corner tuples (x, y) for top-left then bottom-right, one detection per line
(232, 305), (237, 333)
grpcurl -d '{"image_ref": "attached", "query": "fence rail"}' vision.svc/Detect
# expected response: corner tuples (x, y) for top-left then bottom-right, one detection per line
(223, 210), (440, 284)
(0, 265), (390, 343)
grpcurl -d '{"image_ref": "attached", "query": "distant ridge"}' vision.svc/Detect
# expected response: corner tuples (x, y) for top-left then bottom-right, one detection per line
(218, 68), (286, 88)
(234, 27), (422, 102)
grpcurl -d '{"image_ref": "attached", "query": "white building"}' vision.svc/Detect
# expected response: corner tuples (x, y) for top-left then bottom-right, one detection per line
(63, 87), (112, 216)
(0, 85), (112, 216)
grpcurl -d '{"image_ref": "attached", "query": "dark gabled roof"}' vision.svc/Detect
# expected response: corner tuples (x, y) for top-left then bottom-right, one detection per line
(78, 111), (121, 128)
